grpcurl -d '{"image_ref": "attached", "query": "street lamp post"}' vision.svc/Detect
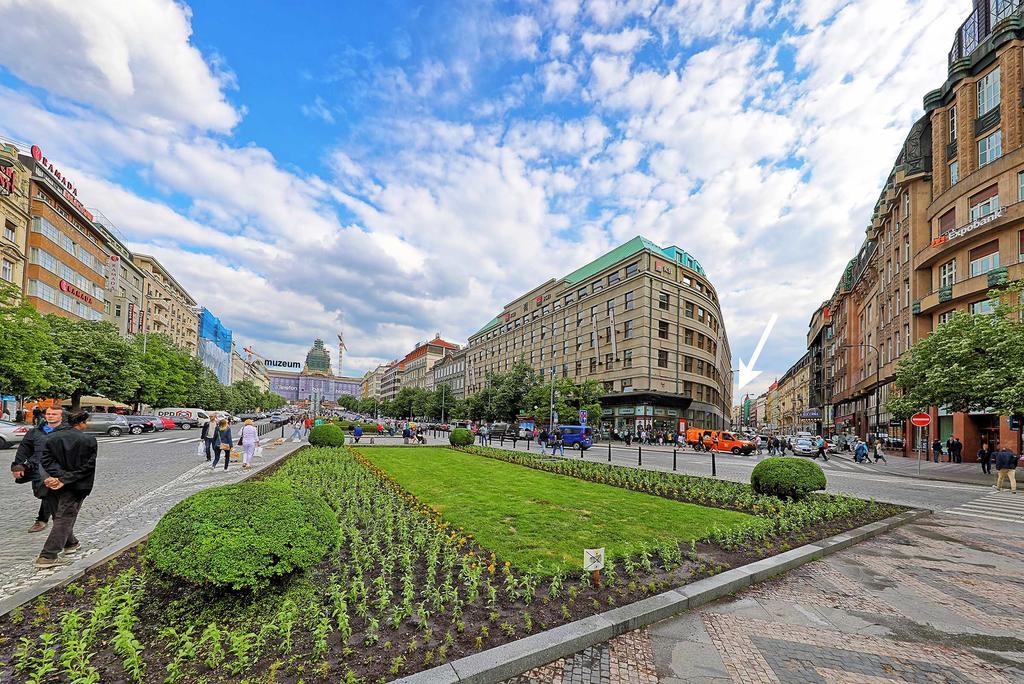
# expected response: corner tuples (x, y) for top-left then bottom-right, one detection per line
(841, 343), (880, 440)
(440, 384), (446, 425)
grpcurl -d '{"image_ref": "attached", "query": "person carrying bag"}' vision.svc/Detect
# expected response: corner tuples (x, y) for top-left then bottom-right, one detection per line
(211, 419), (232, 471)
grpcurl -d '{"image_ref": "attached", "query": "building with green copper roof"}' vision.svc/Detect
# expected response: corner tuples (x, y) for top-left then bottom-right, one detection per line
(466, 235), (732, 433)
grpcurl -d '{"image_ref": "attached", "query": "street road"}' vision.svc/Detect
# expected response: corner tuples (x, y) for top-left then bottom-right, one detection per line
(0, 421), (296, 601)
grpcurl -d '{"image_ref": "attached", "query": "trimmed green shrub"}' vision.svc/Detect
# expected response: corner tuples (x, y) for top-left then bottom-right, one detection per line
(309, 423), (346, 447)
(449, 427), (474, 447)
(147, 481), (339, 590)
(750, 457), (826, 500)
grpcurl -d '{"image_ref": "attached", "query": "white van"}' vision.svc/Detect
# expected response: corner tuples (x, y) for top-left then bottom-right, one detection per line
(156, 408), (212, 429)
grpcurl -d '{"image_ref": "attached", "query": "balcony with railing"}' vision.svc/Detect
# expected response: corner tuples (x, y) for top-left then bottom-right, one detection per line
(916, 255), (1023, 313)
(949, 0), (1023, 65)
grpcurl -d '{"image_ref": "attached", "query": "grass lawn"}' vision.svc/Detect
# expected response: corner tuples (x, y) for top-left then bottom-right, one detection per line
(359, 446), (751, 572)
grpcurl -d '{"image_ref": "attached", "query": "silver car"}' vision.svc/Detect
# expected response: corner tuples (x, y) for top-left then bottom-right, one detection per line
(81, 413), (129, 437)
(0, 420), (30, 449)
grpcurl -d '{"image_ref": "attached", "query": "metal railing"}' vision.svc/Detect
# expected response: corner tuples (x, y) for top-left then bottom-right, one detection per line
(918, 254), (1022, 299)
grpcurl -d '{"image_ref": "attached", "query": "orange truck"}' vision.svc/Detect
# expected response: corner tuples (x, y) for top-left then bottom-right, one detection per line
(686, 428), (755, 455)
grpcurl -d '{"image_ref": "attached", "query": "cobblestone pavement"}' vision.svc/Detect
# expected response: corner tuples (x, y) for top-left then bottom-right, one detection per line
(0, 430), (304, 602)
(510, 514), (1024, 683)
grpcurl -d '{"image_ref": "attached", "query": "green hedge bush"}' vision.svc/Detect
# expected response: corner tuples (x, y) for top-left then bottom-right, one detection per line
(147, 481), (339, 590)
(449, 427), (474, 446)
(309, 423), (346, 447)
(750, 457), (826, 500)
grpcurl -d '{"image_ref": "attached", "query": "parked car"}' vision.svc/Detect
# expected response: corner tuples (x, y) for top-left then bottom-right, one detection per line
(0, 421), (30, 449)
(124, 416), (158, 435)
(83, 413), (129, 437)
(169, 415), (201, 430)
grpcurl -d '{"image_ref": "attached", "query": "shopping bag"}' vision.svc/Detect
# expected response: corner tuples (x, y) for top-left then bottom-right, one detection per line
(255, 446), (264, 460)
(196, 442), (205, 457)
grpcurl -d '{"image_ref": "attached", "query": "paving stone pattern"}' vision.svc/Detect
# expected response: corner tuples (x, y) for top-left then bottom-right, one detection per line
(511, 514), (1024, 683)
(0, 437), (304, 603)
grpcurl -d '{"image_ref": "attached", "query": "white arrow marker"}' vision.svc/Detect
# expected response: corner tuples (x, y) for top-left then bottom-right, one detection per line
(736, 313), (778, 391)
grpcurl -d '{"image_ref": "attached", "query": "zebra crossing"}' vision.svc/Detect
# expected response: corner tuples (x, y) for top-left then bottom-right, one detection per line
(944, 489), (1024, 523)
(96, 433), (200, 445)
(730, 451), (875, 473)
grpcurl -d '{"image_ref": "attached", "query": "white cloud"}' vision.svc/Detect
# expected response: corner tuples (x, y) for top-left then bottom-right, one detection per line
(301, 96), (336, 124)
(0, 0), (239, 133)
(581, 27), (651, 53)
(540, 60), (578, 99)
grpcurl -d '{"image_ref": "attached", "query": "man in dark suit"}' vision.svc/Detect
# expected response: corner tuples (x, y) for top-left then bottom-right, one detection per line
(35, 412), (97, 569)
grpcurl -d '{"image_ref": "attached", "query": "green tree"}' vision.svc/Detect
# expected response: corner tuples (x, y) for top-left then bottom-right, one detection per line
(889, 281), (1024, 451)
(493, 361), (537, 421)
(0, 282), (63, 399)
(46, 316), (141, 410)
(133, 333), (195, 408)
(226, 380), (264, 414)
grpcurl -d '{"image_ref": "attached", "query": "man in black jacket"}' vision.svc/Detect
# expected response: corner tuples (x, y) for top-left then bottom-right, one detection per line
(10, 406), (65, 533)
(35, 412), (98, 569)
(993, 443), (1019, 494)
(200, 412), (218, 461)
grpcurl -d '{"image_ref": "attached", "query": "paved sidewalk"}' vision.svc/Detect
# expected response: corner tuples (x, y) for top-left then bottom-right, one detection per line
(0, 438), (305, 605)
(510, 513), (1024, 683)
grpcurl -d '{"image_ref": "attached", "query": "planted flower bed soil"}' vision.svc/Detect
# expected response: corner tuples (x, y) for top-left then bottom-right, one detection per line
(0, 445), (904, 684)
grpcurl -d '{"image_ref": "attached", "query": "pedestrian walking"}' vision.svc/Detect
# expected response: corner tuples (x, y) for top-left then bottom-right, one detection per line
(946, 436), (955, 463)
(978, 443), (992, 475)
(539, 428), (549, 449)
(550, 429), (565, 456)
(34, 411), (97, 569)
(993, 444), (1018, 493)
(10, 406), (65, 533)
(211, 418), (232, 470)
(854, 439), (870, 464)
(478, 424), (489, 446)
(289, 415), (304, 441)
(240, 419), (260, 469)
(624, 430), (632, 446)
(931, 438), (943, 463)
(754, 435), (762, 455)
(353, 425), (363, 443)
(873, 442), (887, 463)
(31, 406), (43, 428)
(201, 413), (218, 460)
(951, 437), (963, 464)
(815, 435), (829, 461)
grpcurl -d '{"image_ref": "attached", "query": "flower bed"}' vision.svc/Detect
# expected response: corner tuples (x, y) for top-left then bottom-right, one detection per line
(0, 445), (903, 683)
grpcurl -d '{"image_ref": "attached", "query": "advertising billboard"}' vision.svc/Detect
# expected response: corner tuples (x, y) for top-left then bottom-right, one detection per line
(198, 308), (232, 385)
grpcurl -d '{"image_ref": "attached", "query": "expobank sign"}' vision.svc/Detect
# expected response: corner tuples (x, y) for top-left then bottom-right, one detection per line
(30, 145), (94, 222)
(266, 360), (301, 371)
(930, 207), (1005, 248)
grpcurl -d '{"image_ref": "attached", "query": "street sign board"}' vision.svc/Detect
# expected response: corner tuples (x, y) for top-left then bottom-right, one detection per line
(1010, 415), (1022, 432)
(583, 548), (605, 572)
(910, 413), (931, 427)
(579, 409), (588, 425)
(552, 411), (559, 423)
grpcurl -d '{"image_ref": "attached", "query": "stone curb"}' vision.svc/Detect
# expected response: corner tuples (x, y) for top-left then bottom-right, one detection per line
(395, 508), (932, 684)
(0, 441), (308, 618)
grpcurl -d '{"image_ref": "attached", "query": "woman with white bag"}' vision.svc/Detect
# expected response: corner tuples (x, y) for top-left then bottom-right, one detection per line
(241, 419), (261, 470)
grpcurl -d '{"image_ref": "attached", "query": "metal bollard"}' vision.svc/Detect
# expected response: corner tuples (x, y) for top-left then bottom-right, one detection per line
(638, 445), (642, 467)
(673, 448), (677, 471)
(280, 424), (285, 438)
(712, 450), (717, 477)
(608, 442), (612, 462)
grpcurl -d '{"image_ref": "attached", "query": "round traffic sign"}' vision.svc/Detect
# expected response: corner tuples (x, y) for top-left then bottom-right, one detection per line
(910, 412), (931, 427)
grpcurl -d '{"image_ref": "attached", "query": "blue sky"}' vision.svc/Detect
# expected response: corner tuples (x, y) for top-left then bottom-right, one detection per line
(0, 0), (968, 395)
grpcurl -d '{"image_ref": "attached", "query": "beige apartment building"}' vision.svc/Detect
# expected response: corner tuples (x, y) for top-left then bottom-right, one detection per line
(466, 236), (733, 434)
(400, 336), (459, 392)
(361, 364), (389, 400)
(0, 143), (30, 295)
(133, 254), (199, 355)
(432, 348), (467, 400)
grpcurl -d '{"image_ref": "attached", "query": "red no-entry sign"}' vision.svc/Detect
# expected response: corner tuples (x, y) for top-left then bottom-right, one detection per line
(910, 413), (931, 427)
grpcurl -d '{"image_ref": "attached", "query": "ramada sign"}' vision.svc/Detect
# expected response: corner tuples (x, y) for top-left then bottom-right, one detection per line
(30, 145), (94, 222)
(59, 279), (94, 305)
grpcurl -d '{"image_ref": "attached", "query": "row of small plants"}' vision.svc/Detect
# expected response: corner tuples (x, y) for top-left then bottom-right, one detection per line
(1, 446), (717, 684)
(458, 446), (902, 552)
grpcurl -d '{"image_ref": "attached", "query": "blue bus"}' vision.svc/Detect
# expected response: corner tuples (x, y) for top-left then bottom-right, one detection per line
(557, 425), (594, 450)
